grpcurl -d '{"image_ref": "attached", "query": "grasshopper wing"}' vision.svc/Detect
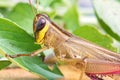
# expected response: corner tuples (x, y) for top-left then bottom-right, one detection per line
(62, 36), (120, 75)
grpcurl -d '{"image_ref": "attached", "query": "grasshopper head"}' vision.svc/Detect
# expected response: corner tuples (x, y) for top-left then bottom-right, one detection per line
(33, 14), (50, 44)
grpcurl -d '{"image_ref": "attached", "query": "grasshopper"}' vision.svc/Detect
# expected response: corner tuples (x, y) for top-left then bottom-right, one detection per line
(6, 1), (120, 80)
(7, 13), (120, 79)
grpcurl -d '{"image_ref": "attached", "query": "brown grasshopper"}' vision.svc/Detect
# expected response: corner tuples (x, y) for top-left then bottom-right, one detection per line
(6, 13), (120, 80)
(6, 0), (120, 80)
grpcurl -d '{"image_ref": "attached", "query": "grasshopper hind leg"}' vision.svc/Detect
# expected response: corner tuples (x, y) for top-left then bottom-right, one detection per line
(57, 58), (104, 80)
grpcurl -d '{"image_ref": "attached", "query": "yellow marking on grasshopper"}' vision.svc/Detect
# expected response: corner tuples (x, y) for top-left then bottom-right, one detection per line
(36, 23), (49, 44)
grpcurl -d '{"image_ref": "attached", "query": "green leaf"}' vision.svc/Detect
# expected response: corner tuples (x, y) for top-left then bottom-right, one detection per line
(7, 3), (36, 35)
(73, 25), (117, 52)
(49, 0), (63, 7)
(0, 60), (11, 70)
(63, 3), (80, 32)
(93, 0), (120, 41)
(0, 18), (63, 79)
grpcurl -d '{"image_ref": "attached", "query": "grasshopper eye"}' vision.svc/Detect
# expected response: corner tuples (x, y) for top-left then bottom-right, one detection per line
(36, 18), (46, 32)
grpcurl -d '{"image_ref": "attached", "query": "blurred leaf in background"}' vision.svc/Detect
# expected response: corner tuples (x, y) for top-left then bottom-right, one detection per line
(39, 0), (55, 7)
(93, 0), (120, 41)
(63, 3), (80, 32)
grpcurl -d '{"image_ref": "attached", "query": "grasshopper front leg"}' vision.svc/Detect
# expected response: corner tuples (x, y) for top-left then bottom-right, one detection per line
(5, 47), (48, 58)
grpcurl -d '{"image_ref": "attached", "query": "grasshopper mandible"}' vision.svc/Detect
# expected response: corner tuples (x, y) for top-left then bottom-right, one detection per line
(6, 0), (120, 80)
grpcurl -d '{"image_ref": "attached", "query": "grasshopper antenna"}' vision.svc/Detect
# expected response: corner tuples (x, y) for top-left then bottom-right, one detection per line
(36, 0), (40, 14)
(28, 0), (36, 16)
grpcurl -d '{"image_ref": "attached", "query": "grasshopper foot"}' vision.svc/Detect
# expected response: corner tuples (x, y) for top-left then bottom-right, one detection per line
(5, 54), (18, 58)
